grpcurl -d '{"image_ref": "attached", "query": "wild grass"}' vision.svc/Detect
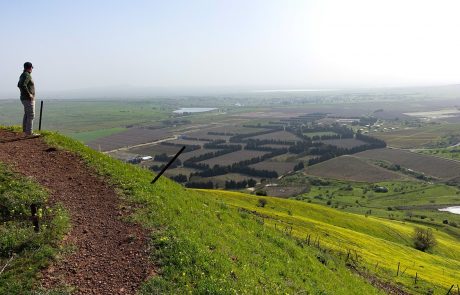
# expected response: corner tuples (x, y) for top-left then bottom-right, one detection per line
(0, 164), (69, 295)
(293, 177), (460, 230)
(200, 189), (460, 293)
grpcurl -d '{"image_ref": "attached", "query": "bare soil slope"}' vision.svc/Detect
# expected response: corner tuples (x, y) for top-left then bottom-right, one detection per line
(0, 130), (152, 295)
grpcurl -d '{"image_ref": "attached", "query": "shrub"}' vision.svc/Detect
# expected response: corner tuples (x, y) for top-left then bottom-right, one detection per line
(413, 228), (437, 252)
(257, 198), (268, 208)
(442, 219), (449, 224)
(255, 190), (267, 196)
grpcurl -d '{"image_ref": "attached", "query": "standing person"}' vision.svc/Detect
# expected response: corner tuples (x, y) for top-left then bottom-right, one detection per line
(17, 62), (37, 136)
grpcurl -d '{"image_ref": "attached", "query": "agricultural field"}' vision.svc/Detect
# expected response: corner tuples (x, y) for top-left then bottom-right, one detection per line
(199, 150), (268, 167)
(87, 127), (173, 151)
(268, 153), (301, 162)
(249, 160), (298, 175)
(40, 97), (457, 193)
(70, 127), (127, 142)
(260, 143), (292, 149)
(182, 128), (233, 141)
(164, 167), (199, 178)
(303, 131), (338, 137)
(418, 146), (460, 161)
(178, 148), (217, 162)
(261, 185), (308, 198)
(320, 138), (367, 149)
(355, 148), (460, 180)
(304, 155), (407, 182)
(87, 108), (391, 188)
(371, 123), (460, 148)
(288, 175), (460, 233)
(202, 125), (266, 135)
(166, 139), (206, 146)
(0, 99), (171, 140)
(128, 143), (182, 157)
(248, 130), (303, 142)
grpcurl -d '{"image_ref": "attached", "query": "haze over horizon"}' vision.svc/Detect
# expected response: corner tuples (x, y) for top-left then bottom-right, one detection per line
(1, 0), (460, 99)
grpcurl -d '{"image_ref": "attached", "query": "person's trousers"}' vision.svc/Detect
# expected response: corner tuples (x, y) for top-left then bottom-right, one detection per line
(21, 99), (35, 135)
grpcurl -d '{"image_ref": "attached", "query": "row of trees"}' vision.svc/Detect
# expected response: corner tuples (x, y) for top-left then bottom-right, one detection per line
(307, 138), (385, 166)
(242, 124), (284, 130)
(356, 132), (386, 147)
(183, 178), (258, 189)
(245, 139), (294, 150)
(203, 141), (242, 150)
(185, 181), (214, 189)
(229, 129), (281, 143)
(191, 163), (279, 179)
(225, 179), (257, 189)
(288, 124), (355, 141)
(183, 149), (235, 166)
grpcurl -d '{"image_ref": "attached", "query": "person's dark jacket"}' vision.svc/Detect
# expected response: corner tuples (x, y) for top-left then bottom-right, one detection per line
(18, 71), (35, 100)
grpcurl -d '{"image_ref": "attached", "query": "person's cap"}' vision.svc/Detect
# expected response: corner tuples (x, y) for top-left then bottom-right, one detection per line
(23, 62), (33, 69)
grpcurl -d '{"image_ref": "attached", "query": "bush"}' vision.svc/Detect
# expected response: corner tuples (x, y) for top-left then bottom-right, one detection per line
(443, 219), (449, 224)
(257, 198), (268, 208)
(255, 190), (267, 196)
(413, 228), (437, 252)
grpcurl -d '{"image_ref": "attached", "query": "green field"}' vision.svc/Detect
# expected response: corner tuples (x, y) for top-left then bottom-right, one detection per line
(303, 131), (338, 137)
(0, 99), (170, 141)
(418, 146), (460, 161)
(68, 127), (127, 142)
(282, 174), (460, 230)
(202, 189), (460, 292)
(38, 131), (460, 294)
(371, 123), (460, 148)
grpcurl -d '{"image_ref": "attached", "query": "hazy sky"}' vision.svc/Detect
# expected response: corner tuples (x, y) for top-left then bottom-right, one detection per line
(1, 0), (460, 98)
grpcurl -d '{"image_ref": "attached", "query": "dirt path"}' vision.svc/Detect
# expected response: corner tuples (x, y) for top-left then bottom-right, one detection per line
(0, 130), (153, 294)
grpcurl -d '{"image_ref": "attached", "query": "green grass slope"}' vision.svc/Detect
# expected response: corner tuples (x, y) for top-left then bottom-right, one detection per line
(38, 131), (459, 294)
(200, 190), (460, 292)
(42, 131), (382, 294)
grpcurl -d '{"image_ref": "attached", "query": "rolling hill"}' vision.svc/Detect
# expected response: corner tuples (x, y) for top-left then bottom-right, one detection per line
(1, 128), (459, 294)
